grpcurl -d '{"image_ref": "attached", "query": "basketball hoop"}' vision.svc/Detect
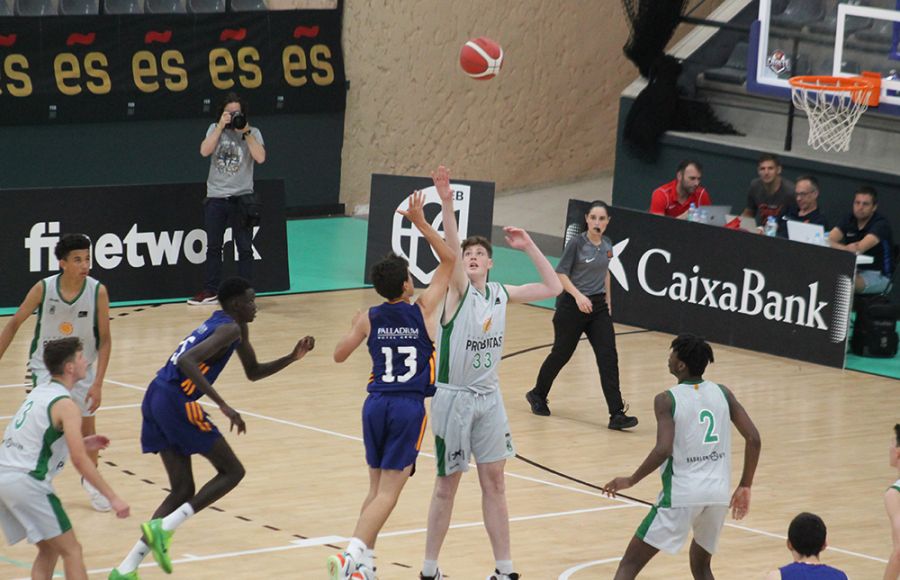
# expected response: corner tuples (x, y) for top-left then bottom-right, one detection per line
(788, 73), (881, 153)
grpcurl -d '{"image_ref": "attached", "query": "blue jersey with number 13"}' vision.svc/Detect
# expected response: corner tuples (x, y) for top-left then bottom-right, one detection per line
(366, 301), (435, 397)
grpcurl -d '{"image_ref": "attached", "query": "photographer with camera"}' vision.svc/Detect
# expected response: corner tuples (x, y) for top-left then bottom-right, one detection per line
(189, 92), (266, 305)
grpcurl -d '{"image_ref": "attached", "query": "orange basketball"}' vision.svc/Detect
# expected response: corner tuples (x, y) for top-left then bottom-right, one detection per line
(459, 37), (504, 80)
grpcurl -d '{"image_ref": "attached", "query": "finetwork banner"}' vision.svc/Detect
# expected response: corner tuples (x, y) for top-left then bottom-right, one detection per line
(0, 9), (345, 125)
(0, 181), (289, 305)
(366, 174), (494, 287)
(564, 202), (856, 368)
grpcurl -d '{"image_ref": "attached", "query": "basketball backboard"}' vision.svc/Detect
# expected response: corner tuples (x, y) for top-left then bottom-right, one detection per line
(749, 0), (900, 115)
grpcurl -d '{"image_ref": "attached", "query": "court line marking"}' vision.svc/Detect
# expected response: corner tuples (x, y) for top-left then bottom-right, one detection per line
(559, 556), (622, 579)
(5, 376), (881, 571)
(104, 379), (630, 502)
(0, 383), (28, 389)
(0, 403), (142, 421)
(6, 505), (638, 579)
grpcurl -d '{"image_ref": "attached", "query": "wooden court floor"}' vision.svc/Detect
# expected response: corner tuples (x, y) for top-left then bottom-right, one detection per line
(0, 289), (896, 579)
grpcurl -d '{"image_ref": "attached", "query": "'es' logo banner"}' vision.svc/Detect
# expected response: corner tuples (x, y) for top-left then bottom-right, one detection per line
(0, 8), (345, 126)
(564, 202), (856, 368)
(367, 174), (494, 287)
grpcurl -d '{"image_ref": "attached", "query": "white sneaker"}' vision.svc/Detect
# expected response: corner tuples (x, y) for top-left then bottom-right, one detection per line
(81, 477), (111, 512)
(487, 571), (520, 580)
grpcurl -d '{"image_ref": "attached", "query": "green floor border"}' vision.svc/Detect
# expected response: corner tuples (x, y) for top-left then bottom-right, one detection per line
(0, 216), (895, 379)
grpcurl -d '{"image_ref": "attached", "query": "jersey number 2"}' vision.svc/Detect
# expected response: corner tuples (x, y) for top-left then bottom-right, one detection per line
(381, 346), (417, 383)
(699, 409), (719, 444)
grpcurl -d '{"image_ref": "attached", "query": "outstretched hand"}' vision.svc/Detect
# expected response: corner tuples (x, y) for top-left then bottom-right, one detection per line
(83, 434), (110, 453)
(602, 476), (633, 498)
(431, 165), (452, 201)
(730, 486), (751, 520)
(221, 404), (246, 435)
(292, 335), (316, 361)
(397, 190), (427, 226)
(503, 226), (535, 251)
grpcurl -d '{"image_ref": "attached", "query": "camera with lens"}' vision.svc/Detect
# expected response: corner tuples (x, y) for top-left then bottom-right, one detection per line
(227, 111), (247, 130)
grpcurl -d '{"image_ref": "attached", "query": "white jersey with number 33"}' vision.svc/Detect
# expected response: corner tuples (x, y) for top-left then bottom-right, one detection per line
(658, 380), (732, 508)
(436, 282), (508, 395)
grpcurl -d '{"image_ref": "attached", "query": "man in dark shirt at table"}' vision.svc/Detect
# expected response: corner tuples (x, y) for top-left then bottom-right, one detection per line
(742, 153), (795, 226)
(828, 185), (894, 294)
(777, 175), (829, 238)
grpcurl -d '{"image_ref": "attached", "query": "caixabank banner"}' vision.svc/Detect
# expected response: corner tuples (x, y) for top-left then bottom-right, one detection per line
(365, 174), (494, 287)
(0, 180), (289, 305)
(0, 8), (345, 125)
(565, 202), (856, 368)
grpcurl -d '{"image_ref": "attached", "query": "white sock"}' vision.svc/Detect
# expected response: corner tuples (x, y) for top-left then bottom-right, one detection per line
(345, 537), (367, 562)
(363, 548), (375, 568)
(422, 559), (439, 576)
(496, 560), (514, 575)
(117, 540), (150, 573)
(161, 502), (195, 532)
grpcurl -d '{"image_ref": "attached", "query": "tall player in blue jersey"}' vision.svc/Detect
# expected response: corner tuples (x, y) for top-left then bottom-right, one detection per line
(327, 190), (457, 580)
(108, 278), (315, 580)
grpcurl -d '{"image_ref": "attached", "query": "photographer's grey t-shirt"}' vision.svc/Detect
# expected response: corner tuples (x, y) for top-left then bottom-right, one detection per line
(205, 124), (264, 198)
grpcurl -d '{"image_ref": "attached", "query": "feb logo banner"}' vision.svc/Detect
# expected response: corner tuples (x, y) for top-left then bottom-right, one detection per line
(366, 174), (494, 287)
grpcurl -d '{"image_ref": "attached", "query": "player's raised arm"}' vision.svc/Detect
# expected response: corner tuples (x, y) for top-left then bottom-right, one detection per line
(400, 189), (457, 321)
(334, 309), (371, 363)
(721, 385), (761, 520)
(0, 281), (43, 361)
(433, 165), (468, 300)
(604, 392), (674, 496)
(502, 226), (563, 304)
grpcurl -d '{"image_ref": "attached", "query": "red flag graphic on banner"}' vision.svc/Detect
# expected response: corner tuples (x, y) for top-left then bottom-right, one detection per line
(292, 25), (319, 39)
(66, 32), (96, 46)
(144, 30), (173, 44)
(219, 28), (246, 42)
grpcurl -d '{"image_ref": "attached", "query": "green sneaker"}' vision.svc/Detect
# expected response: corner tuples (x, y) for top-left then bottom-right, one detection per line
(141, 518), (174, 574)
(108, 569), (139, 580)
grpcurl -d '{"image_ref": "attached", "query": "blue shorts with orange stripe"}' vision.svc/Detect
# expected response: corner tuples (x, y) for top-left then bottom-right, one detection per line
(141, 379), (222, 456)
(362, 392), (427, 471)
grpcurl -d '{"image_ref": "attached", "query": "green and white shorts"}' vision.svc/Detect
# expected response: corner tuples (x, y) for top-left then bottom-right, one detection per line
(636, 504), (728, 555)
(430, 387), (515, 476)
(0, 471), (71, 545)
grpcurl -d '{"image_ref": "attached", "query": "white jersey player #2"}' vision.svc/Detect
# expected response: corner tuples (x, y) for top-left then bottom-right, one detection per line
(657, 380), (732, 508)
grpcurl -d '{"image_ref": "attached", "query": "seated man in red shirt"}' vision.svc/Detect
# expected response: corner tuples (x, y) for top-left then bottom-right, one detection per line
(649, 159), (712, 218)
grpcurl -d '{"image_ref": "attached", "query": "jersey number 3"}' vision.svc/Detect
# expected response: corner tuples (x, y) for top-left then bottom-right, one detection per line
(381, 346), (417, 383)
(699, 409), (719, 444)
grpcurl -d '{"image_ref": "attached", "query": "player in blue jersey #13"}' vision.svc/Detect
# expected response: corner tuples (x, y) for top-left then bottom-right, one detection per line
(327, 189), (457, 580)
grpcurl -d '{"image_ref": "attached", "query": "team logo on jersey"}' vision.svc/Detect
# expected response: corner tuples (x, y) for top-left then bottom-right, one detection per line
(482, 316), (492, 333)
(77, 311), (88, 318)
(58, 322), (74, 335)
(48, 305), (56, 315)
(392, 184), (471, 284)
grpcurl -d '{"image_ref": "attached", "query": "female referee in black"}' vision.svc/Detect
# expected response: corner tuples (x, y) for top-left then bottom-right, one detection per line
(525, 201), (638, 430)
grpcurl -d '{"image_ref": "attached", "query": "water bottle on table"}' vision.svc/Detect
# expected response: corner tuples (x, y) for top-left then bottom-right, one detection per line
(764, 216), (778, 237)
(687, 203), (697, 222)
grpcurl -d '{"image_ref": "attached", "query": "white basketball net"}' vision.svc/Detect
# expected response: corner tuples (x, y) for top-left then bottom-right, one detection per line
(790, 79), (873, 153)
